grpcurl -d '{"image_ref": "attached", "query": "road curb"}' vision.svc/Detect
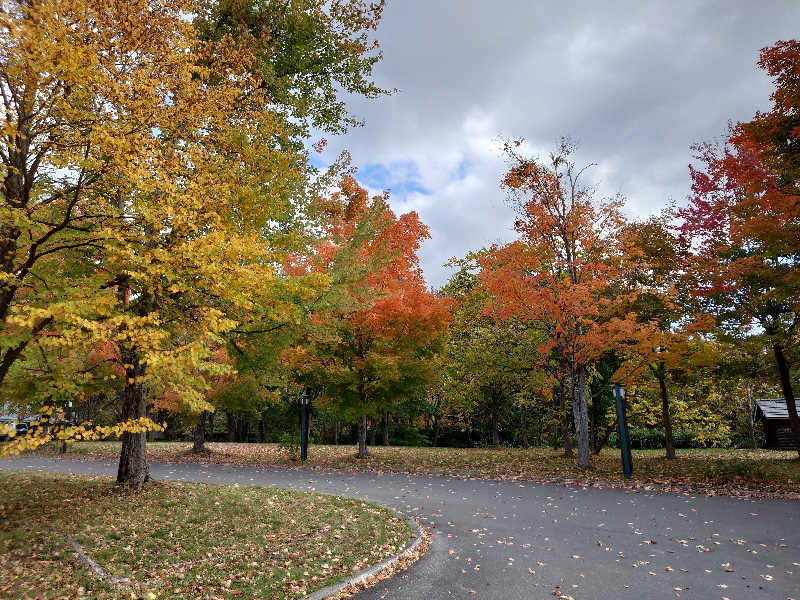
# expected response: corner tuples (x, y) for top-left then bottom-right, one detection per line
(305, 509), (426, 600)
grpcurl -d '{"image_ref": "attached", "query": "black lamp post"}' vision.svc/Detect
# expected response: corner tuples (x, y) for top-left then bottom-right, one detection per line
(60, 400), (72, 455)
(613, 384), (633, 478)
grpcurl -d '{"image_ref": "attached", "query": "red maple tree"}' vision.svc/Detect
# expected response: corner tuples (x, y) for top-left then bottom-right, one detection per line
(680, 40), (800, 455)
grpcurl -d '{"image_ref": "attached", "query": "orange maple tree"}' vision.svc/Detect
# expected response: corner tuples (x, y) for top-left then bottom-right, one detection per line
(479, 140), (636, 468)
(283, 177), (451, 458)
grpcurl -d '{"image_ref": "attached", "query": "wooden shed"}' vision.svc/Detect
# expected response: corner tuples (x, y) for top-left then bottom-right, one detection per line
(755, 399), (796, 450)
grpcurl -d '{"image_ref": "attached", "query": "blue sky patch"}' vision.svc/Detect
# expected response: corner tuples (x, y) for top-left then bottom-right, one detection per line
(357, 161), (430, 198)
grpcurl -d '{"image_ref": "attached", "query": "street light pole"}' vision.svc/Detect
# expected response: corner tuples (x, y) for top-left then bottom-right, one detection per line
(60, 400), (72, 455)
(613, 384), (633, 478)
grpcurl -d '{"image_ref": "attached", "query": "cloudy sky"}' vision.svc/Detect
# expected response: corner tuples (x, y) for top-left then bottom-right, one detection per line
(314, 1), (800, 289)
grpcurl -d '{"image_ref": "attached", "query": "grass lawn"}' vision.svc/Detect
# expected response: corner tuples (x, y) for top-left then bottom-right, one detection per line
(45, 441), (800, 496)
(0, 471), (410, 599)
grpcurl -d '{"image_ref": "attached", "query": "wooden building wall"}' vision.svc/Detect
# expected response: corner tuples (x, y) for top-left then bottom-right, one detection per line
(765, 419), (795, 450)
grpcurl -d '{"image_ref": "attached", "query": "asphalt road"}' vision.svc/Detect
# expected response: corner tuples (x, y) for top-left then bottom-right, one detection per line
(1, 457), (798, 600)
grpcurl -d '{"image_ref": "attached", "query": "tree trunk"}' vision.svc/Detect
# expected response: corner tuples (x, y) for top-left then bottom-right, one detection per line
(590, 390), (598, 454)
(334, 420), (341, 445)
(520, 406), (529, 449)
(572, 363), (591, 468)
(490, 383), (501, 447)
(773, 343), (800, 457)
(226, 411), (236, 442)
(368, 417), (377, 446)
(657, 371), (676, 459)
(208, 412), (215, 441)
(593, 418), (618, 455)
(746, 382), (757, 450)
(117, 356), (149, 488)
(259, 412), (266, 443)
(432, 414), (440, 447)
(357, 414), (369, 458)
(382, 410), (390, 446)
(559, 380), (573, 456)
(192, 411), (207, 453)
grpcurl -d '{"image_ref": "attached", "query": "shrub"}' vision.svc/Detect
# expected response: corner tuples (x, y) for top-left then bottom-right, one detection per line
(710, 460), (768, 482)
(278, 432), (301, 459)
(389, 423), (431, 447)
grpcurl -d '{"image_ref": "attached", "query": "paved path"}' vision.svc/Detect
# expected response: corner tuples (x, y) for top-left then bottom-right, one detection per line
(2, 457), (798, 599)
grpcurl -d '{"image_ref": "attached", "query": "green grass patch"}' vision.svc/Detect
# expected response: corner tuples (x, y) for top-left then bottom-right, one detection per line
(39, 441), (800, 495)
(0, 471), (409, 599)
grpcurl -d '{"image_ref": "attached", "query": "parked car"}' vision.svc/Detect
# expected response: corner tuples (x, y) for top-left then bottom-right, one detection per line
(0, 417), (18, 442)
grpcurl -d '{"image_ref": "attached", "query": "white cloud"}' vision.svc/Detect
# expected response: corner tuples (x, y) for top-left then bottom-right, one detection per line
(312, 0), (799, 288)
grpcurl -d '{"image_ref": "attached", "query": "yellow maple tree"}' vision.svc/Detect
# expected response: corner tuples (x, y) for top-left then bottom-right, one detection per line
(0, 0), (323, 485)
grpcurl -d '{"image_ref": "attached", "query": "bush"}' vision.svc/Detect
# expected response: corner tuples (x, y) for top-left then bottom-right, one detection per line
(609, 427), (731, 450)
(388, 423), (431, 447)
(710, 460), (768, 482)
(729, 433), (766, 449)
(278, 432), (301, 459)
(609, 427), (664, 449)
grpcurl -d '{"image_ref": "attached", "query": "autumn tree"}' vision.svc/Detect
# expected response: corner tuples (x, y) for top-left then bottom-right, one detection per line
(611, 214), (714, 458)
(0, 0), (221, 461)
(713, 336), (778, 449)
(480, 139), (632, 468)
(180, 0), (394, 448)
(0, 0), (315, 483)
(283, 177), (450, 458)
(440, 255), (546, 448)
(680, 40), (800, 455)
(194, 0), (389, 141)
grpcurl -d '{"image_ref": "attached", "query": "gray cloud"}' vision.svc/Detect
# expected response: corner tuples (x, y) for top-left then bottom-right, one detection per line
(314, 0), (799, 288)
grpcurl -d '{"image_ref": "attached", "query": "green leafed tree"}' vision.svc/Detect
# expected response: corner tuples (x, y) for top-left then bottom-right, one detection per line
(283, 177), (451, 458)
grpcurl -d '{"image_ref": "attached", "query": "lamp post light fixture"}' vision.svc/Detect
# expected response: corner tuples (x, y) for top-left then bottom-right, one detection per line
(613, 384), (633, 478)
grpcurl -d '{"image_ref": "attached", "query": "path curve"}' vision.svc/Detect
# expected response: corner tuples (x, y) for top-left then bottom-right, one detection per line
(2, 457), (798, 599)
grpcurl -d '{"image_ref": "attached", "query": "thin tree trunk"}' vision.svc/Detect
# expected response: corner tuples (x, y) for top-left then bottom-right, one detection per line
(357, 414), (368, 458)
(559, 380), (573, 456)
(657, 371), (676, 459)
(334, 420), (341, 445)
(490, 385), (500, 447)
(192, 411), (207, 453)
(432, 414), (440, 447)
(368, 417), (377, 446)
(746, 382), (757, 450)
(382, 410), (389, 446)
(226, 411), (235, 442)
(259, 412), (266, 443)
(590, 390), (598, 453)
(117, 355), (149, 488)
(520, 405), (529, 449)
(593, 418), (618, 455)
(773, 343), (800, 457)
(208, 412), (215, 441)
(573, 363), (591, 468)
(551, 404), (559, 450)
